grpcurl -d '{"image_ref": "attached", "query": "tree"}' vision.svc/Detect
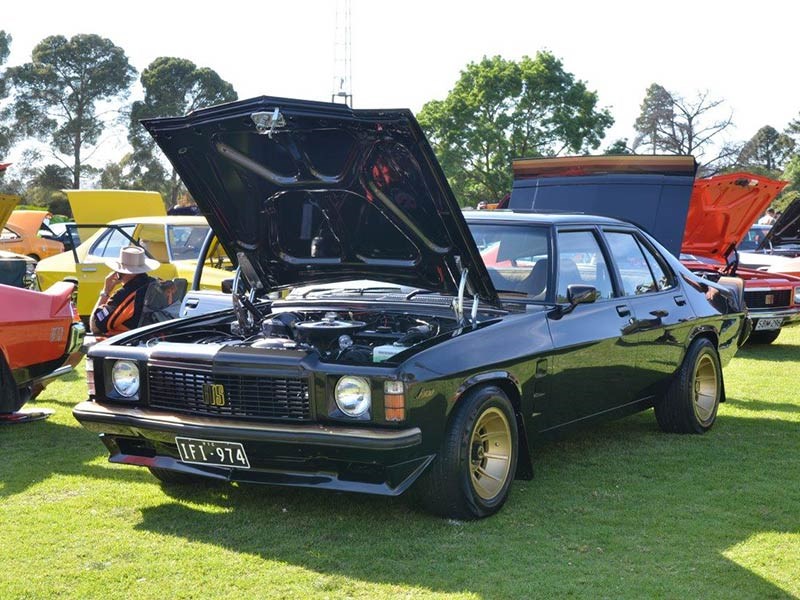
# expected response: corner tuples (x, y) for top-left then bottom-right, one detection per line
(736, 125), (795, 173)
(605, 138), (633, 155)
(0, 30), (15, 159)
(632, 84), (673, 155)
(632, 85), (737, 173)
(7, 34), (136, 188)
(127, 57), (237, 205)
(417, 53), (613, 205)
(25, 163), (73, 213)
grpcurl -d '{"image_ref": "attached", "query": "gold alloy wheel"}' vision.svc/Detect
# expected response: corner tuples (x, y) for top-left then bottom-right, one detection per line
(469, 407), (513, 500)
(692, 353), (718, 425)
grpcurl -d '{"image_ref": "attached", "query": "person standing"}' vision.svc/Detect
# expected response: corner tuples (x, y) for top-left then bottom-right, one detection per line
(90, 247), (160, 337)
(758, 208), (776, 225)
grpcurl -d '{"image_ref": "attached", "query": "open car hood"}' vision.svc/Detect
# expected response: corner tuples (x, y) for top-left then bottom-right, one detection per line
(142, 96), (498, 304)
(64, 190), (167, 242)
(682, 173), (787, 262)
(761, 196), (800, 250)
(0, 194), (20, 230)
(7, 210), (50, 236)
(509, 155), (697, 257)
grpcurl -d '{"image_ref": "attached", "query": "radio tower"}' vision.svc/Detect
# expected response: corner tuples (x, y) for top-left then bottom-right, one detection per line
(331, 0), (353, 107)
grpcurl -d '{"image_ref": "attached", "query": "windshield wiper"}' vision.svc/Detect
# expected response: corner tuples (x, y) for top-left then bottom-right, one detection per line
(302, 286), (403, 298)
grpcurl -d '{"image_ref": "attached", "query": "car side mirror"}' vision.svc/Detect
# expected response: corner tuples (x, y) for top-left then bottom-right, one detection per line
(567, 284), (598, 306)
(221, 278), (234, 294)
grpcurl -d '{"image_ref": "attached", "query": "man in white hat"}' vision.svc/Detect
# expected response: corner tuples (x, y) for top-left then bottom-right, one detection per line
(90, 246), (160, 337)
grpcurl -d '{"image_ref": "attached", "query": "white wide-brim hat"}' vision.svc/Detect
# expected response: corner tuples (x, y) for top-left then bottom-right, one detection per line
(105, 246), (160, 274)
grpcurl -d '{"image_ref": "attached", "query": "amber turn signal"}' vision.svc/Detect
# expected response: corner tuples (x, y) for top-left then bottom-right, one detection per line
(384, 381), (405, 422)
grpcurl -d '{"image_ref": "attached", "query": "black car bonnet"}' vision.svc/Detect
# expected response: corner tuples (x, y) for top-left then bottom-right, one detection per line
(142, 96), (498, 305)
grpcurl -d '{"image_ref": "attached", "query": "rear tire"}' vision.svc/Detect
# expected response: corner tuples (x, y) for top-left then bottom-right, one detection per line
(416, 386), (518, 519)
(0, 355), (25, 414)
(747, 329), (780, 344)
(655, 337), (721, 434)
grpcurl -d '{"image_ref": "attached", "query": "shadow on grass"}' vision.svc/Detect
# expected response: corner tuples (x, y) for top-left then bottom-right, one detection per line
(133, 409), (799, 598)
(737, 342), (800, 362)
(0, 418), (149, 499)
(725, 397), (800, 414)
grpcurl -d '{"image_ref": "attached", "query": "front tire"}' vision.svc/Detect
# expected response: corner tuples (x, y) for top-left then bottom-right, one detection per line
(655, 337), (721, 434)
(747, 329), (780, 345)
(416, 386), (518, 519)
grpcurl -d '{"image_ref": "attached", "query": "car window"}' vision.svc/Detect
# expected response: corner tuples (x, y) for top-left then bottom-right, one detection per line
(468, 223), (551, 300)
(639, 240), (673, 291)
(167, 225), (210, 261)
(738, 226), (768, 251)
(556, 230), (614, 302)
(1, 227), (20, 241)
(87, 226), (136, 259)
(199, 235), (235, 289)
(604, 231), (659, 296)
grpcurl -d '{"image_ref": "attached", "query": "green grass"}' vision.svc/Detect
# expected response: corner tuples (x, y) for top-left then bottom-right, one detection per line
(1, 328), (799, 599)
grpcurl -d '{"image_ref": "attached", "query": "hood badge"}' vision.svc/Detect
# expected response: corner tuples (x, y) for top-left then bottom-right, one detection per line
(252, 109), (285, 138)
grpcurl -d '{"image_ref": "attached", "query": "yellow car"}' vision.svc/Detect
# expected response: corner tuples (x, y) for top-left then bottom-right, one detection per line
(35, 190), (230, 318)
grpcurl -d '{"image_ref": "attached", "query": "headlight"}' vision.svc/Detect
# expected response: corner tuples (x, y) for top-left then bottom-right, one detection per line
(795, 286), (800, 305)
(335, 376), (371, 417)
(111, 360), (140, 398)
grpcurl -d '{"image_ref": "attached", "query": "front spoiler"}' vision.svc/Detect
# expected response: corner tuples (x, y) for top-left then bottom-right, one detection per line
(73, 401), (429, 496)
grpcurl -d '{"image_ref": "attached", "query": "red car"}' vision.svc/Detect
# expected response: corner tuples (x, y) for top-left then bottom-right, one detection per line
(507, 156), (800, 344)
(681, 173), (800, 344)
(0, 281), (85, 418)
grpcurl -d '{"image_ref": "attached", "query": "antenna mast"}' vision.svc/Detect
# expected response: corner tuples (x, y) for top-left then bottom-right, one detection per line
(331, 0), (353, 107)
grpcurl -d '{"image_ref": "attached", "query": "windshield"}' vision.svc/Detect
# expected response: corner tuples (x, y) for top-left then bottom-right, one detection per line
(469, 223), (551, 300)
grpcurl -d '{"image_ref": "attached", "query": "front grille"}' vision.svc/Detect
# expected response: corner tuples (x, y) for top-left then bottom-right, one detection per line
(148, 366), (311, 421)
(744, 289), (791, 309)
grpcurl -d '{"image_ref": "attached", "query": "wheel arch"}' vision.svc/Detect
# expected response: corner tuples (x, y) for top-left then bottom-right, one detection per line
(450, 371), (533, 480)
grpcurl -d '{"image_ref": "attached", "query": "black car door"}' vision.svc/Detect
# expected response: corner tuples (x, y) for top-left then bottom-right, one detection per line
(542, 228), (638, 429)
(602, 229), (696, 397)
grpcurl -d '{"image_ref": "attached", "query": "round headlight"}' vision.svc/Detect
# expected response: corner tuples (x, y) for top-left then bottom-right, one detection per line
(112, 360), (140, 398)
(335, 376), (371, 417)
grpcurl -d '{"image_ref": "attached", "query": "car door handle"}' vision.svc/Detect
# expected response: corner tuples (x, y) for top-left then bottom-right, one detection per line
(650, 309), (669, 318)
(616, 305), (631, 317)
(673, 295), (686, 306)
(80, 266), (97, 273)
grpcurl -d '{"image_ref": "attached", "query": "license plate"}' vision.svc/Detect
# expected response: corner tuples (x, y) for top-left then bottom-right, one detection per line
(754, 318), (783, 331)
(175, 437), (250, 468)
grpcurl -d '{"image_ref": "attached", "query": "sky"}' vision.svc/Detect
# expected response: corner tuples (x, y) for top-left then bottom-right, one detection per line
(3, 0), (798, 169)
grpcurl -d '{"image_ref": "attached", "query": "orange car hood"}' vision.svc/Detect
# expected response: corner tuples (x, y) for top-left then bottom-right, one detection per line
(0, 194), (20, 230)
(681, 173), (787, 262)
(7, 210), (51, 236)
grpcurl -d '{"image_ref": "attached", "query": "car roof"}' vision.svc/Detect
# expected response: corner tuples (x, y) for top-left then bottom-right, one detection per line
(107, 215), (208, 226)
(463, 208), (634, 227)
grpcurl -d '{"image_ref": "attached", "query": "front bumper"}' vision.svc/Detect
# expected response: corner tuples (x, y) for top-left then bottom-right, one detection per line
(749, 308), (800, 328)
(73, 401), (430, 495)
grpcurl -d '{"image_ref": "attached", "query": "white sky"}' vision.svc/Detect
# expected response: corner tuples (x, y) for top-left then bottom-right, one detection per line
(3, 0), (798, 169)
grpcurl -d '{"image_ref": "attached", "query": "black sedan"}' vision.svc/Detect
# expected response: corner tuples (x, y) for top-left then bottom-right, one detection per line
(73, 97), (749, 519)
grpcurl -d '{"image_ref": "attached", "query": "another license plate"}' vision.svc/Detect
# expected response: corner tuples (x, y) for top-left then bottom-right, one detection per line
(175, 437), (250, 468)
(754, 318), (783, 331)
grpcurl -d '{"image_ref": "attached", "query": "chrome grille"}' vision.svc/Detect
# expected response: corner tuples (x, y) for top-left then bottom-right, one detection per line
(744, 289), (791, 309)
(147, 366), (311, 421)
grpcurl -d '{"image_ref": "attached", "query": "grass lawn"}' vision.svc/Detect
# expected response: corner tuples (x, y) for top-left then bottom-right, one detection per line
(1, 327), (798, 599)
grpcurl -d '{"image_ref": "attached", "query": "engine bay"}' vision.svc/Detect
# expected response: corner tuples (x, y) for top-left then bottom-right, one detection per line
(143, 308), (458, 365)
